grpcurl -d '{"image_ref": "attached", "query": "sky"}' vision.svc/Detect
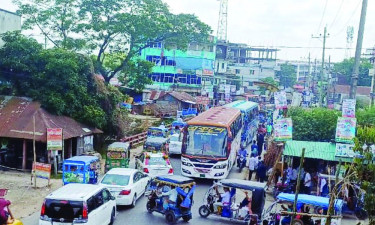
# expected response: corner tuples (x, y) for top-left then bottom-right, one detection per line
(2, 0), (375, 62)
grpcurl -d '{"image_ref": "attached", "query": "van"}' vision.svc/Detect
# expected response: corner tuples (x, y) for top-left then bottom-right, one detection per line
(39, 184), (116, 225)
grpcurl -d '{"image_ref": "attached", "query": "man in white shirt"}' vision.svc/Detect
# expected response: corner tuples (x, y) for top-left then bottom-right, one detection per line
(214, 186), (231, 214)
(304, 169), (312, 195)
(248, 154), (258, 180)
(162, 186), (178, 210)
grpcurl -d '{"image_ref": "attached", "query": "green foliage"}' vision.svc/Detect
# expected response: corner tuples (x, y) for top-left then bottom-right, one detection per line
(276, 63), (296, 88)
(287, 107), (340, 142)
(333, 58), (372, 86)
(353, 127), (375, 223)
(357, 106), (375, 127)
(0, 32), (126, 136)
(16, 0), (212, 87)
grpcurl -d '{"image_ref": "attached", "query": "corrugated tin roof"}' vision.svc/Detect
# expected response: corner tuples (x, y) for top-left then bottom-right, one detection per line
(167, 91), (196, 104)
(284, 140), (337, 161)
(330, 85), (371, 96)
(0, 96), (102, 142)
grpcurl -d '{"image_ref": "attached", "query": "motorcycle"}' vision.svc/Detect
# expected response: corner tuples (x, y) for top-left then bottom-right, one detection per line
(272, 181), (294, 199)
(237, 154), (247, 173)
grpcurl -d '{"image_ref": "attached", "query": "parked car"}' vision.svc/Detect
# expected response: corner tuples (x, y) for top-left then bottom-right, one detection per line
(39, 183), (116, 225)
(135, 152), (174, 177)
(99, 168), (150, 207)
(168, 133), (182, 155)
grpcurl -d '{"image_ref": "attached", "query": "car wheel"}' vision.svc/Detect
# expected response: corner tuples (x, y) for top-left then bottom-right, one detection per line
(182, 215), (191, 222)
(131, 194), (137, 208)
(109, 208), (115, 225)
(165, 210), (176, 224)
(198, 205), (210, 218)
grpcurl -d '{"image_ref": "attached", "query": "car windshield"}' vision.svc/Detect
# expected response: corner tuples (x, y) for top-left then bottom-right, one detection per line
(185, 126), (228, 157)
(148, 156), (168, 166)
(44, 199), (83, 222)
(101, 174), (130, 186)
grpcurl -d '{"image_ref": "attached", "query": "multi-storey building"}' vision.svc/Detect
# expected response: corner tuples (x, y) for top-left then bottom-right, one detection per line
(0, 9), (21, 46)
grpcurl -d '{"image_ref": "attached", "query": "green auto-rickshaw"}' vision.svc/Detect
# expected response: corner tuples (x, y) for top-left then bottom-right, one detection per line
(105, 142), (130, 172)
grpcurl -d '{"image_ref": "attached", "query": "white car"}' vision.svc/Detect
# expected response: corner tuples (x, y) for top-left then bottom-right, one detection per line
(99, 168), (150, 207)
(39, 184), (116, 225)
(135, 152), (174, 177)
(169, 133), (182, 155)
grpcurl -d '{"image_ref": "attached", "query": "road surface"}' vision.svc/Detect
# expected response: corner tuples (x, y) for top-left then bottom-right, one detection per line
(22, 155), (362, 225)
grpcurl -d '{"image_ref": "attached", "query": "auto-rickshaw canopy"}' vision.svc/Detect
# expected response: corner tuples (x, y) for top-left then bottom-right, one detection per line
(153, 175), (195, 188)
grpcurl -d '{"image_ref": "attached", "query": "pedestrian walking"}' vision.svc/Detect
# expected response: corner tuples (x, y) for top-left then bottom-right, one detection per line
(248, 154), (258, 180)
(266, 123), (272, 136)
(256, 132), (265, 156)
(303, 169), (312, 195)
(256, 160), (267, 183)
(250, 140), (258, 156)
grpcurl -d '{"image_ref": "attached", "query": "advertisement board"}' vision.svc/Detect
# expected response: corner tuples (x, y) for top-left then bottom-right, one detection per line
(33, 162), (51, 180)
(274, 118), (293, 141)
(196, 96), (210, 105)
(335, 117), (356, 143)
(335, 143), (356, 158)
(275, 91), (288, 109)
(47, 128), (63, 151)
(342, 99), (356, 118)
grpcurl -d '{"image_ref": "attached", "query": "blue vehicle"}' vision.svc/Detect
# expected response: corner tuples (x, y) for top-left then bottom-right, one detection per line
(146, 175), (196, 224)
(225, 100), (259, 146)
(171, 120), (187, 135)
(62, 156), (100, 185)
(263, 193), (344, 225)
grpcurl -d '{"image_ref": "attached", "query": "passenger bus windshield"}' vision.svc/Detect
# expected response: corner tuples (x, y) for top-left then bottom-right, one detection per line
(185, 126), (228, 157)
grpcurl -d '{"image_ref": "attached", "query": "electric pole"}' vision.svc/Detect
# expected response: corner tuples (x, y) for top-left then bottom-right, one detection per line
(313, 26), (329, 107)
(350, 0), (368, 99)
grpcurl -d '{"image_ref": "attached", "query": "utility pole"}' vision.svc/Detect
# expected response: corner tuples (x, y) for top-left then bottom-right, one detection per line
(313, 26), (329, 107)
(350, 0), (368, 99)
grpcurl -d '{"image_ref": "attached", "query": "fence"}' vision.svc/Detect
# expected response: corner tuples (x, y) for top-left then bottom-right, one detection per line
(120, 132), (147, 146)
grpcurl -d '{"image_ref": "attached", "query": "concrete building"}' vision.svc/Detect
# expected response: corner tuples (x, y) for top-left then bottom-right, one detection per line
(0, 9), (21, 46)
(140, 36), (216, 96)
(214, 41), (278, 101)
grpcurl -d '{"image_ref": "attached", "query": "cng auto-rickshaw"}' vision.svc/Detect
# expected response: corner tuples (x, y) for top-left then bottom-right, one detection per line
(263, 193), (343, 225)
(62, 156), (100, 185)
(198, 179), (266, 225)
(144, 126), (170, 152)
(105, 142), (130, 172)
(146, 175), (196, 224)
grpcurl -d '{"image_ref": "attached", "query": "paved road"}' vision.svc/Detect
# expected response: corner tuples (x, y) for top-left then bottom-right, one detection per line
(22, 155), (362, 225)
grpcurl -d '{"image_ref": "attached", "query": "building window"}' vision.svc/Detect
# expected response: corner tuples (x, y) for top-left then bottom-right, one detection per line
(250, 70), (255, 75)
(235, 69), (240, 74)
(221, 63), (225, 69)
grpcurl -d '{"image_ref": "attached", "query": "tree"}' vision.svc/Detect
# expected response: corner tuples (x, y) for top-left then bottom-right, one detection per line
(357, 106), (375, 127)
(276, 63), (296, 89)
(0, 32), (127, 136)
(333, 58), (372, 86)
(287, 107), (340, 142)
(353, 126), (375, 224)
(16, 0), (212, 84)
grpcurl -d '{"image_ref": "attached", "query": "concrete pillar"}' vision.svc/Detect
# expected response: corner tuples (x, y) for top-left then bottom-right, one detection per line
(22, 139), (27, 170)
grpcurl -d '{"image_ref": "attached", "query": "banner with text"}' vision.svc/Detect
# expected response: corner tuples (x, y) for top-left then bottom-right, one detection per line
(275, 91), (288, 109)
(33, 162), (51, 180)
(342, 99), (356, 118)
(335, 117), (356, 143)
(274, 118), (293, 141)
(47, 128), (63, 151)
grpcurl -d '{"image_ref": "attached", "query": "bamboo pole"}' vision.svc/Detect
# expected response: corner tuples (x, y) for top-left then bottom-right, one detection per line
(291, 147), (305, 224)
(266, 143), (283, 188)
(33, 115), (37, 188)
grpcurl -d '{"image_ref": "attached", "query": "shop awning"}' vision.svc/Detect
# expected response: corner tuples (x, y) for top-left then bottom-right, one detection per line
(284, 140), (337, 161)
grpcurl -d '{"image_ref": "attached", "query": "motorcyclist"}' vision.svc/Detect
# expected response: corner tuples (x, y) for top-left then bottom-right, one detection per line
(237, 146), (247, 168)
(0, 197), (13, 224)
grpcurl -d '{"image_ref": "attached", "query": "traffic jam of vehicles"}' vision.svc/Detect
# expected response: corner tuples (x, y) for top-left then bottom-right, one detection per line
(10, 100), (364, 225)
